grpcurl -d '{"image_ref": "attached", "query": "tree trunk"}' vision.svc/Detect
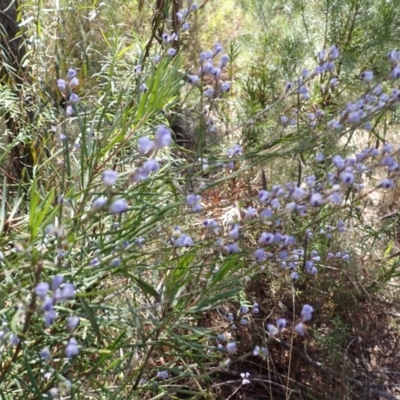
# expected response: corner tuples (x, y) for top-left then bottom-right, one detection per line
(0, 0), (33, 184)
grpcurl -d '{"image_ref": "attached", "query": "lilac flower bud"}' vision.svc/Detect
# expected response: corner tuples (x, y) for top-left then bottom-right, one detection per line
(280, 116), (288, 125)
(317, 50), (325, 63)
(267, 323), (279, 336)
(258, 232), (275, 246)
(10, 333), (20, 346)
(51, 275), (64, 291)
(143, 159), (159, 174)
(69, 77), (79, 88)
(40, 347), (51, 362)
(190, 3), (198, 12)
(57, 79), (66, 91)
(389, 66), (400, 79)
(226, 342), (236, 354)
(291, 187), (306, 201)
(61, 283), (75, 299)
(204, 88), (214, 98)
(65, 337), (79, 358)
(133, 65), (142, 74)
(310, 192), (323, 207)
(66, 69), (77, 80)
(92, 196), (107, 211)
(327, 119), (342, 129)
(254, 248), (266, 262)
(102, 170), (118, 186)
(213, 43), (223, 56)
(326, 192), (342, 205)
(66, 105), (74, 116)
(341, 171), (354, 185)
(35, 282), (49, 299)
(219, 54), (230, 68)
(109, 199), (128, 214)
(44, 309), (57, 327)
(253, 346), (269, 357)
(242, 206), (255, 219)
(173, 234), (194, 247)
(229, 224), (240, 240)
(328, 45), (339, 60)
(155, 125), (172, 149)
(379, 178), (395, 189)
(225, 243), (239, 254)
(239, 305), (249, 314)
(301, 304), (314, 322)
(167, 48), (176, 57)
(157, 371), (170, 380)
(187, 194), (201, 206)
(360, 71), (373, 82)
(182, 22), (190, 31)
(138, 136), (154, 155)
(221, 82), (230, 92)
(276, 318), (287, 330)
(67, 316), (80, 333)
(388, 50), (399, 64)
(294, 322), (306, 336)
(188, 74), (200, 85)
(291, 271), (299, 280)
(332, 155), (345, 170)
(258, 190), (270, 203)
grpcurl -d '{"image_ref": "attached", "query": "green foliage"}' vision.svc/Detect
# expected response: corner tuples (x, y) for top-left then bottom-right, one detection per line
(0, 0), (399, 399)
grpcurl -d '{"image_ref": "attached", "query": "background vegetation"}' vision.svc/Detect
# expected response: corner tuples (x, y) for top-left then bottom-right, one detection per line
(0, 0), (399, 398)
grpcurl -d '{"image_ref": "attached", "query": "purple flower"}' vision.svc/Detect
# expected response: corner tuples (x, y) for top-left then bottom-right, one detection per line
(109, 199), (128, 214)
(44, 309), (57, 327)
(266, 323), (278, 336)
(225, 243), (239, 254)
(301, 304), (314, 322)
(204, 88), (214, 98)
(276, 318), (287, 330)
(67, 316), (80, 333)
(360, 71), (373, 82)
(155, 125), (172, 149)
(92, 196), (107, 211)
(66, 69), (77, 80)
(102, 170), (118, 186)
(69, 93), (79, 103)
(167, 48), (176, 57)
(65, 337), (79, 358)
(258, 232), (275, 246)
(310, 192), (323, 207)
(138, 137), (154, 154)
(35, 282), (49, 299)
(219, 54), (230, 68)
(254, 248), (266, 262)
(143, 159), (159, 173)
(57, 79), (66, 91)
(226, 342), (236, 354)
(379, 178), (395, 189)
(40, 347), (51, 362)
(188, 74), (200, 85)
(341, 171), (354, 185)
(173, 234), (194, 247)
(221, 82), (230, 92)
(294, 322), (306, 336)
(61, 283), (75, 299)
(51, 275), (64, 291)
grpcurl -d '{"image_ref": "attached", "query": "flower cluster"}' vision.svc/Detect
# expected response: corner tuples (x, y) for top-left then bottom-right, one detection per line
(56, 68), (80, 116)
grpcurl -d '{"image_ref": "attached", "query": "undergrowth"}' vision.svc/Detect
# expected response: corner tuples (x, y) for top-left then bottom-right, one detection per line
(0, 0), (399, 399)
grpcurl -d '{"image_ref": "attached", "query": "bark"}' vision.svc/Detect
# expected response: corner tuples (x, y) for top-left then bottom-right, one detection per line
(0, 0), (33, 184)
